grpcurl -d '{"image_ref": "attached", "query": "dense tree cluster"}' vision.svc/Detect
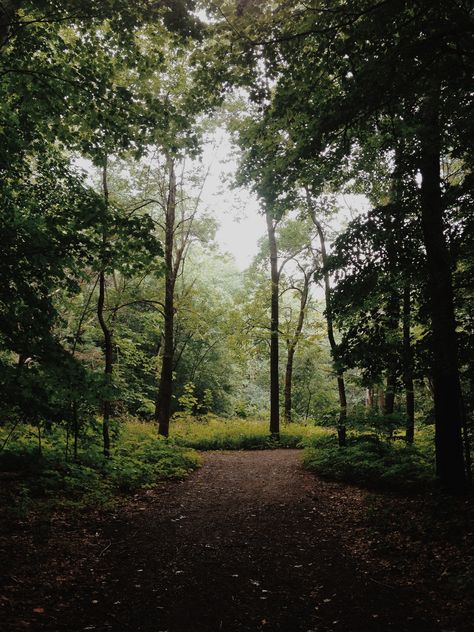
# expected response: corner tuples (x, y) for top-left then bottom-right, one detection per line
(1, 1), (472, 493)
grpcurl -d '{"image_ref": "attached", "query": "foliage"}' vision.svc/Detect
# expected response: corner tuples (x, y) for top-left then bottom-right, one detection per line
(303, 430), (435, 492)
(171, 417), (332, 450)
(0, 421), (200, 515)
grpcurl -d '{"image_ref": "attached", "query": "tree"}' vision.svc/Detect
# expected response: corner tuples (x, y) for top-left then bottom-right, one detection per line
(211, 0), (473, 490)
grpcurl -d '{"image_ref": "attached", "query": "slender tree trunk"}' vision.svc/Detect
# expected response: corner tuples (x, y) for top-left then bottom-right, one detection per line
(384, 372), (397, 415)
(156, 158), (177, 438)
(97, 160), (112, 457)
(366, 387), (374, 410)
(284, 274), (310, 423)
(37, 422), (42, 457)
(284, 347), (295, 423)
(309, 205), (347, 446)
(378, 387), (385, 413)
(73, 400), (79, 460)
(266, 210), (280, 438)
(98, 269), (112, 457)
(65, 422), (70, 461)
(418, 89), (465, 491)
(403, 284), (415, 443)
(304, 390), (312, 421)
(384, 292), (400, 416)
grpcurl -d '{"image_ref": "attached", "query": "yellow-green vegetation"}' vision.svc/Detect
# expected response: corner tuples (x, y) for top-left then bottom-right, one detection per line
(170, 416), (332, 450)
(302, 428), (436, 491)
(0, 422), (201, 516)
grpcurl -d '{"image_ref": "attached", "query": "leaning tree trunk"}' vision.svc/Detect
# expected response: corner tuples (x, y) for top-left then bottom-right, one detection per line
(266, 210), (280, 438)
(156, 158), (177, 438)
(419, 89), (465, 491)
(310, 208), (347, 446)
(403, 284), (415, 443)
(97, 160), (112, 457)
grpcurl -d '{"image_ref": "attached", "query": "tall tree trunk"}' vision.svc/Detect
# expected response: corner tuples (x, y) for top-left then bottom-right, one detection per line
(378, 387), (385, 413)
(284, 273), (310, 423)
(72, 400), (79, 460)
(284, 347), (295, 424)
(384, 293), (400, 416)
(266, 210), (280, 438)
(309, 204), (347, 446)
(403, 284), (415, 443)
(419, 89), (465, 491)
(366, 387), (374, 410)
(156, 158), (177, 438)
(304, 390), (312, 421)
(97, 161), (112, 458)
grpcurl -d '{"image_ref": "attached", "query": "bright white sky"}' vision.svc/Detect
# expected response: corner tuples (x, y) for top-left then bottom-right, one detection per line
(198, 128), (370, 270)
(197, 130), (266, 269)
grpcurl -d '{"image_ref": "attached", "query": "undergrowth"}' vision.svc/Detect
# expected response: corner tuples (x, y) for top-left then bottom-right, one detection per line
(0, 422), (200, 517)
(302, 429), (435, 491)
(170, 416), (331, 450)
(0, 417), (438, 520)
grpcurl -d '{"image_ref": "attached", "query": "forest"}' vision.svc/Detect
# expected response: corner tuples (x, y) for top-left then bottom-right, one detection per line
(0, 2), (473, 632)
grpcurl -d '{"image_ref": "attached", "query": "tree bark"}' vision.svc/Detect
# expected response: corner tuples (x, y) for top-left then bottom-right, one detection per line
(418, 89), (465, 490)
(284, 347), (295, 423)
(97, 161), (112, 458)
(284, 273), (310, 423)
(403, 284), (415, 443)
(309, 203), (347, 446)
(266, 210), (280, 438)
(384, 292), (400, 416)
(366, 387), (374, 410)
(156, 158), (177, 438)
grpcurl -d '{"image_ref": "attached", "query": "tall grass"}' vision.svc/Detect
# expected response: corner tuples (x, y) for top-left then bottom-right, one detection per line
(170, 416), (332, 450)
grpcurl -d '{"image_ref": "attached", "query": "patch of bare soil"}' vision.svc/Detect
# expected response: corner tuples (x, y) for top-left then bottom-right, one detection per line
(1, 450), (472, 631)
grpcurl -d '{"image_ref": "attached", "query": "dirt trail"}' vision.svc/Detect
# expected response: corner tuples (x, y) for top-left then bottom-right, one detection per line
(0, 450), (461, 631)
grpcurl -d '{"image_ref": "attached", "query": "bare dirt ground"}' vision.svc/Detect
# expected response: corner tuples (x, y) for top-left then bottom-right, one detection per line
(1, 450), (473, 631)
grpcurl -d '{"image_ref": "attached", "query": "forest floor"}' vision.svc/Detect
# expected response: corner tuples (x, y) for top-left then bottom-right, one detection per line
(1, 449), (473, 632)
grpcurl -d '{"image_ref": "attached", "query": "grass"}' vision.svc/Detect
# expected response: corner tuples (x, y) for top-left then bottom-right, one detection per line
(170, 416), (332, 450)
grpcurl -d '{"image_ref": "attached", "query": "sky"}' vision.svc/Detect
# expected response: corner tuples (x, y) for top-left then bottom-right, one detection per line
(76, 128), (369, 271)
(197, 128), (369, 270)
(197, 130), (266, 269)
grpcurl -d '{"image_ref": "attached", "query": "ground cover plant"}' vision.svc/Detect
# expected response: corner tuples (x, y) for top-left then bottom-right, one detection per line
(0, 422), (201, 517)
(171, 416), (332, 450)
(302, 431), (435, 492)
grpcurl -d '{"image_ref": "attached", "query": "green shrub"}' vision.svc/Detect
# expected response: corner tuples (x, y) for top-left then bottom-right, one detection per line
(302, 431), (434, 491)
(0, 421), (201, 513)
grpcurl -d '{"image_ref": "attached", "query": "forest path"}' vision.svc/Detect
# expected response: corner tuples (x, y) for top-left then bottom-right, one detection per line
(2, 450), (453, 631)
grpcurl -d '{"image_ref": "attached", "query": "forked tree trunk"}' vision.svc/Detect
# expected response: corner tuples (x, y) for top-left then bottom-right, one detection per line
(156, 158), (177, 438)
(266, 210), (280, 438)
(419, 89), (465, 491)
